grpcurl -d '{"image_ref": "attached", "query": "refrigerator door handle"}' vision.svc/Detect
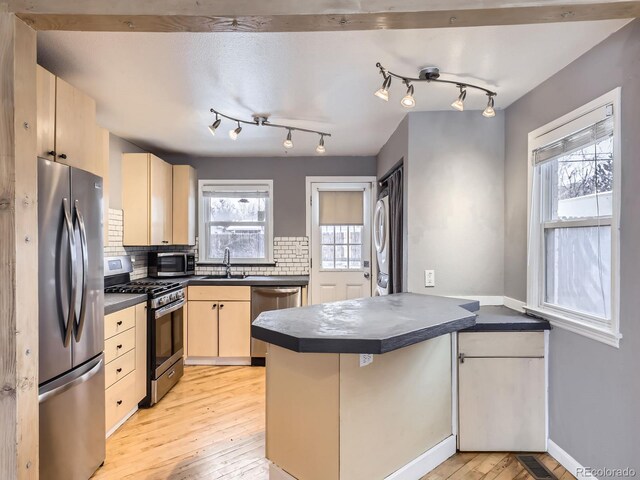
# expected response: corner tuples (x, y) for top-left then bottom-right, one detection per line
(38, 357), (103, 403)
(74, 200), (89, 342)
(62, 198), (77, 348)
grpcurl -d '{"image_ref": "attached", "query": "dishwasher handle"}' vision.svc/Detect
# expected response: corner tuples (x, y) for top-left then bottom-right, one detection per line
(252, 287), (301, 296)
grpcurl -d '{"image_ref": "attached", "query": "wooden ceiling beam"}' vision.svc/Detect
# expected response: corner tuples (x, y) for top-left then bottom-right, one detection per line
(8, 1), (640, 32)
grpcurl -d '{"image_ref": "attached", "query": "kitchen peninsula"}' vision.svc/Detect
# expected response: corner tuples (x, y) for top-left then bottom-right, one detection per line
(252, 293), (479, 480)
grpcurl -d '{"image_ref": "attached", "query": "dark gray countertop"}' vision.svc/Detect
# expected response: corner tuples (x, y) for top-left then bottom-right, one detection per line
(104, 275), (310, 314)
(188, 275), (309, 287)
(463, 305), (551, 332)
(104, 293), (148, 316)
(251, 293), (479, 354)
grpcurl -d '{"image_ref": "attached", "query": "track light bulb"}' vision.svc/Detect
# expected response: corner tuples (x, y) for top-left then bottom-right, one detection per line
(229, 122), (242, 140)
(451, 88), (467, 112)
(482, 95), (496, 118)
(374, 75), (392, 102)
(208, 116), (222, 136)
(316, 136), (326, 154)
(283, 130), (294, 149)
(401, 84), (415, 108)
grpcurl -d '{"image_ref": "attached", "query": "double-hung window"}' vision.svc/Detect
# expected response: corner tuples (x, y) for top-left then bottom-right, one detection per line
(199, 180), (273, 263)
(527, 89), (621, 347)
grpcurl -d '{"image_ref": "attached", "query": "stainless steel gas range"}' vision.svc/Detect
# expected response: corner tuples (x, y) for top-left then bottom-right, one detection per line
(104, 256), (185, 407)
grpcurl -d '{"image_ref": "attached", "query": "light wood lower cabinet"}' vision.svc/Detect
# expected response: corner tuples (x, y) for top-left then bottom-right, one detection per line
(104, 303), (148, 435)
(187, 301), (219, 357)
(218, 301), (251, 357)
(186, 286), (251, 363)
(458, 331), (546, 452)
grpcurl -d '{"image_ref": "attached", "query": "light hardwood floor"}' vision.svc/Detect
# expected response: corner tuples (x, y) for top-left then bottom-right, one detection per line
(93, 365), (574, 480)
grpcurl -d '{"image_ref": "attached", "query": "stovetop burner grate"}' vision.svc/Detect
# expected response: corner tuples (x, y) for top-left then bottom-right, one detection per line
(104, 280), (182, 297)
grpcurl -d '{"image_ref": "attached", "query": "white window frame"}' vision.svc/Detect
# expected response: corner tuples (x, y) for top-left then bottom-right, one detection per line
(198, 179), (274, 264)
(526, 88), (621, 348)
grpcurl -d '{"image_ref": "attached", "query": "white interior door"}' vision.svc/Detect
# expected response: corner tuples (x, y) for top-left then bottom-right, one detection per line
(310, 182), (373, 304)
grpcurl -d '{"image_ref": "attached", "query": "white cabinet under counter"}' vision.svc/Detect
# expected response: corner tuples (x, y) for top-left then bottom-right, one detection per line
(457, 331), (547, 452)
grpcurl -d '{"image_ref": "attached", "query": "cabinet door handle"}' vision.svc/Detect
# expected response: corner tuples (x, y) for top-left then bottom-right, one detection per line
(117, 344), (123, 349)
(117, 400), (123, 406)
(47, 150), (56, 157)
(162, 240), (169, 244)
(458, 353), (466, 364)
(116, 368), (122, 373)
(117, 320), (123, 326)
(219, 304), (224, 308)
(212, 304), (217, 309)
(58, 153), (67, 160)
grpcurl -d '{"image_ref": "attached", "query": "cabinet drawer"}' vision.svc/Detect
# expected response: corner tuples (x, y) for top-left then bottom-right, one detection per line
(105, 327), (136, 364)
(105, 349), (136, 389)
(105, 371), (137, 432)
(188, 286), (250, 301)
(105, 307), (136, 340)
(458, 332), (544, 358)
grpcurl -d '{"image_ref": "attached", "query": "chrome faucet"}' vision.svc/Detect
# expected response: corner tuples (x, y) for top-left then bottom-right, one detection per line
(223, 247), (231, 278)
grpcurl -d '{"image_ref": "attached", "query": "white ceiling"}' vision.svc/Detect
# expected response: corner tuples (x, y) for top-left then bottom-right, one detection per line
(38, 20), (629, 157)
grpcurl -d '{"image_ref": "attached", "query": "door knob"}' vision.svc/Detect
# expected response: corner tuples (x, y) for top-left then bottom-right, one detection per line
(219, 304), (225, 308)
(364, 272), (370, 279)
(47, 150), (56, 157)
(58, 153), (67, 160)
(212, 304), (217, 309)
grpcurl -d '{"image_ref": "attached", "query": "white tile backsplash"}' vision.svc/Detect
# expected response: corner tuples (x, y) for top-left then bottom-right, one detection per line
(105, 208), (309, 278)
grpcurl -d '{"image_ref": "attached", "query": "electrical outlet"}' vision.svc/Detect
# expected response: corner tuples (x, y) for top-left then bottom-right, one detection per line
(359, 354), (373, 367)
(424, 270), (435, 287)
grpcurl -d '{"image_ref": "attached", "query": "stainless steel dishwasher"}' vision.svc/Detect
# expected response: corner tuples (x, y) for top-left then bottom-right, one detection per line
(251, 286), (302, 365)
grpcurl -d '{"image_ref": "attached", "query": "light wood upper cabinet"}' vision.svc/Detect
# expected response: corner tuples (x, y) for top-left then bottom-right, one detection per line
(36, 65), (56, 159)
(95, 126), (110, 245)
(187, 301), (219, 357)
(150, 155), (173, 245)
(36, 65), (98, 175)
(55, 77), (97, 172)
(172, 165), (197, 246)
(122, 153), (173, 246)
(218, 301), (251, 357)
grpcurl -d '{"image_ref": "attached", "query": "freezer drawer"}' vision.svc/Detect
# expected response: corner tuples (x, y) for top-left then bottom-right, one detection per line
(39, 354), (105, 480)
(251, 287), (302, 358)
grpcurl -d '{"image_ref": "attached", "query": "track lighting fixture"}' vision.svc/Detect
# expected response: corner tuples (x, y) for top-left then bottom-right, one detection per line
(401, 83), (415, 108)
(451, 87), (467, 112)
(482, 95), (496, 118)
(208, 114), (222, 136)
(229, 121), (242, 140)
(283, 129), (294, 149)
(375, 62), (497, 117)
(209, 108), (331, 154)
(374, 74), (392, 101)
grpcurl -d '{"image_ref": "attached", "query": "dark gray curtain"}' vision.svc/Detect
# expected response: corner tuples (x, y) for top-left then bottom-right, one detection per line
(386, 166), (403, 293)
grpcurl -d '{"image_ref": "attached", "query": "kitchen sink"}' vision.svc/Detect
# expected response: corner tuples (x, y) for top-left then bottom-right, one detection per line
(204, 274), (249, 280)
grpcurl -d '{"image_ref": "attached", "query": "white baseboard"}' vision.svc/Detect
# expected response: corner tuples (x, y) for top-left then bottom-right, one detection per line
(548, 439), (593, 480)
(106, 406), (137, 439)
(268, 436), (456, 480)
(385, 435), (457, 479)
(185, 357), (251, 366)
(503, 296), (526, 312)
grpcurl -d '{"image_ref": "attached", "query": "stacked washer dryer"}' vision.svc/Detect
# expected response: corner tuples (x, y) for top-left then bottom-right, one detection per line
(374, 194), (390, 296)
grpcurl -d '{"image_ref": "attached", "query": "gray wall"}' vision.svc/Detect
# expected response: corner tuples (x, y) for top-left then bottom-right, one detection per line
(162, 155), (377, 237)
(406, 111), (505, 295)
(108, 133), (145, 209)
(504, 20), (640, 475)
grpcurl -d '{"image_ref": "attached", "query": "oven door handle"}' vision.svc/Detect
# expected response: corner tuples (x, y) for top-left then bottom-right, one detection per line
(154, 299), (185, 319)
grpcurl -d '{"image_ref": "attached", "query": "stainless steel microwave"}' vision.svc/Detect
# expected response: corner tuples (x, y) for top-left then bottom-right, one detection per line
(148, 252), (195, 278)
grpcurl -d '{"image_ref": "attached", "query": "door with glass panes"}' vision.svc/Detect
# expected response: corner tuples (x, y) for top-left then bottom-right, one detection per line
(310, 182), (372, 304)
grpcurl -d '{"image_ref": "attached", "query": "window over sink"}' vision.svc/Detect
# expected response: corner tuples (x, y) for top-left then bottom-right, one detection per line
(198, 180), (274, 264)
(526, 88), (621, 347)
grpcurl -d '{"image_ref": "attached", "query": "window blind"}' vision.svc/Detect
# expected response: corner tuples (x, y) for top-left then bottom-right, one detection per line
(533, 115), (613, 166)
(319, 190), (364, 225)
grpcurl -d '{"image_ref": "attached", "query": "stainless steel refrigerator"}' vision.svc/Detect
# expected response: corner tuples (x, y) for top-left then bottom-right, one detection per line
(38, 157), (106, 480)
